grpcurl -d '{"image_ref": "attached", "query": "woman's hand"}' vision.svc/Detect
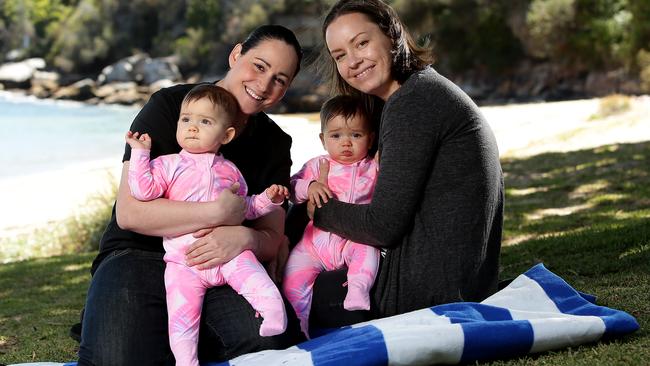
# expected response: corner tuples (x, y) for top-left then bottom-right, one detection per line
(307, 159), (331, 219)
(209, 182), (247, 226)
(185, 225), (254, 269)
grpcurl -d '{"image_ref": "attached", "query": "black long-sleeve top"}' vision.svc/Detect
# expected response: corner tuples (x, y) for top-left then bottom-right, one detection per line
(314, 67), (504, 317)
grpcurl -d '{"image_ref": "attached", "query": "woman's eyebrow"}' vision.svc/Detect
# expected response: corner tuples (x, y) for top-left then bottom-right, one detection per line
(329, 32), (368, 54)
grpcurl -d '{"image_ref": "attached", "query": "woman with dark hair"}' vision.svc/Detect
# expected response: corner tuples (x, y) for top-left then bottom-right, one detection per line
(77, 25), (305, 365)
(307, 0), (504, 327)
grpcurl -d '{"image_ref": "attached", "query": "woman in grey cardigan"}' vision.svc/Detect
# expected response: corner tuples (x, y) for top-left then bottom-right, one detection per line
(306, 0), (504, 323)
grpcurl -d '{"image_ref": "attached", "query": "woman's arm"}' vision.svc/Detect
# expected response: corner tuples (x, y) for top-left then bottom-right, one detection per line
(313, 91), (439, 248)
(116, 162), (246, 237)
(184, 208), (285, 269)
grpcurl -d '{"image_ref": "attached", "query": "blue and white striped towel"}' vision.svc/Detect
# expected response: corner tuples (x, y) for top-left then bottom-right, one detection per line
(11, 263), (639, 366)
(209, 263), (639, 366)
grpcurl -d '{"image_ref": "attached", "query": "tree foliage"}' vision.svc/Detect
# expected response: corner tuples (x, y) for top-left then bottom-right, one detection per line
(0, 0), (647, 78)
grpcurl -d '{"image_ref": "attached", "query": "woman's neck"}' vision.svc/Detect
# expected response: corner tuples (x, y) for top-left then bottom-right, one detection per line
(214, 79), (251, 126)
(378, 80), (401, 101)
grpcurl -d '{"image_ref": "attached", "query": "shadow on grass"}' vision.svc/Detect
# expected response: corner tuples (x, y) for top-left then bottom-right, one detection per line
(502, 141), (650, 244)
(492, 141), (650, 365)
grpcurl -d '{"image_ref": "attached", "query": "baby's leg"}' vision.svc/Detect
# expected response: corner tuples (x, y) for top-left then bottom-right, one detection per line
(342, 242), (380, 311)
(283, 241), (324, 337)
(165, 262), (205, 366)
(221, 250), (287, 337)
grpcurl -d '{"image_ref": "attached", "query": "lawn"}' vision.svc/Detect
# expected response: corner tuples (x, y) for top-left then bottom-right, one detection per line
(1, 140), (648, 365)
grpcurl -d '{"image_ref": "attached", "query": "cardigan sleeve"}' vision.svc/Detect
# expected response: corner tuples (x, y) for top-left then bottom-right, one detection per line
(314, 89), (440, 248)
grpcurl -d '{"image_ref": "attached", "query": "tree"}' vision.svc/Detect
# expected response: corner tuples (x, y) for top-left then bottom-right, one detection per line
(49, 0), (113, 72)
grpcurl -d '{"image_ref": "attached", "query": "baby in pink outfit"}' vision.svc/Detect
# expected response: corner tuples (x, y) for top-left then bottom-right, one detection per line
(283, 95), (380, 337)
(126, 84), (288, 366)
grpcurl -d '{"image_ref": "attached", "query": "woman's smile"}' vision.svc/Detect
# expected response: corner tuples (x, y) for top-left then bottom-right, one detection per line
(354, 65), (375, 79)
(245, 86), (265, 101)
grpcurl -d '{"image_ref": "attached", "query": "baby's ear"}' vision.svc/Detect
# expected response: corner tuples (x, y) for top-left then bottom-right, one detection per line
(222, 127), (236, 144)
(319, 132), (325, 148)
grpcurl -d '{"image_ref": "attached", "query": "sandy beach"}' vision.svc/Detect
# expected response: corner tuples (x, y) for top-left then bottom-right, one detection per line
(1, 96), (648, 242)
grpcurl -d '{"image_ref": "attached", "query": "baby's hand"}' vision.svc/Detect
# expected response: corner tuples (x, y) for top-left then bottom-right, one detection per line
(125, 131), (152, 150)
(266, 184), (289, 204)
(307, 181), (333, 208)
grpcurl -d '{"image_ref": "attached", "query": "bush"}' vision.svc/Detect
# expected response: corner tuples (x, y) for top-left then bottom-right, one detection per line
(394, 0), (523, 73)
(49, 0), (113, 73)
(526, 0), (631, 69)
(590, 94), (632, 120)
(174, 28), (212, 71)
(526, 0), (576, 60)
(638, 49), (650, 93)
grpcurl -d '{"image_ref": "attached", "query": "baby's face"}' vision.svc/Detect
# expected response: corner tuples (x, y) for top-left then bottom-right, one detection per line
(320, 114), (374, 164)
(176, 98), (234, 154)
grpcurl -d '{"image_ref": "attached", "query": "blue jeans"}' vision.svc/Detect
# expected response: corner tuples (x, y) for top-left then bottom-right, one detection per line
(77, 249), (304, 366)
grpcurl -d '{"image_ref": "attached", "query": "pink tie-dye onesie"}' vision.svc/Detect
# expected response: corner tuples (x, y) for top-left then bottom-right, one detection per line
(283, 155), (380, 336)
(128, 148), (287, 366)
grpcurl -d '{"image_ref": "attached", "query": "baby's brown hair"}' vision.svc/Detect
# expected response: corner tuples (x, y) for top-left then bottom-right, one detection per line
(319, 95), (373, 133)
(182, 84), (243, 133)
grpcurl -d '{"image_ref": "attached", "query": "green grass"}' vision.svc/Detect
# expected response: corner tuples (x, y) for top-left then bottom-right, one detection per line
(0, 253), (95, 363)
(1, 141), (649, 365)
(486, 141), (650, 366)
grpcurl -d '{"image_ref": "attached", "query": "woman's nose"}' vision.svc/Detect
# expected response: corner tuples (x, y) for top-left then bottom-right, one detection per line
(347, 52), (362, 68)
(259, 75), (273, 93)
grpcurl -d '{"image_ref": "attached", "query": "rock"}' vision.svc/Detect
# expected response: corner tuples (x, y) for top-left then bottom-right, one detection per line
(97, 54), (149, 85)
(620, 79), (641, 95)
(95, 81), (150, 105)
(53, 78), (96, 101)
(30, 71), (60, 98)
(149, 79), (175, 94)
(30, 84), (52, 99)
(104, 89), (148, 105)
(6, 49), (27, 62)
(24, 58), (46, 69)
(94, 81), (139, 99)
(0, 58), (46, 89)
(135, 57), (182, 85)
(585, 71), (620, 97)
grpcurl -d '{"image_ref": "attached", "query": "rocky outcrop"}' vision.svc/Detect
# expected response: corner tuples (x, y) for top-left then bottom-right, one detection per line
(98, 54), (182, 86)
(0, 54), (186, 106)
(0, 52), (644, 112)
(452, 61), (642, 104)
(136, 57), (182, 85)
(0, 58), (46, 89)
(97, 54), (148, 85)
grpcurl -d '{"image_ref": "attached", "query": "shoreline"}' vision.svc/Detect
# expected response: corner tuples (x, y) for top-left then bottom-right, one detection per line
(0, 158), (122, 237)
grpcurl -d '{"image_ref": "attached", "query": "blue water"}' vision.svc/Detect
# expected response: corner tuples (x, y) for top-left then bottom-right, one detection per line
(0, 92), (138, 179)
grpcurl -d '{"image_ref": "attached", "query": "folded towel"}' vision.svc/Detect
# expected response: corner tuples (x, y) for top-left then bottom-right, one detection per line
(211, 263), (639, 366)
